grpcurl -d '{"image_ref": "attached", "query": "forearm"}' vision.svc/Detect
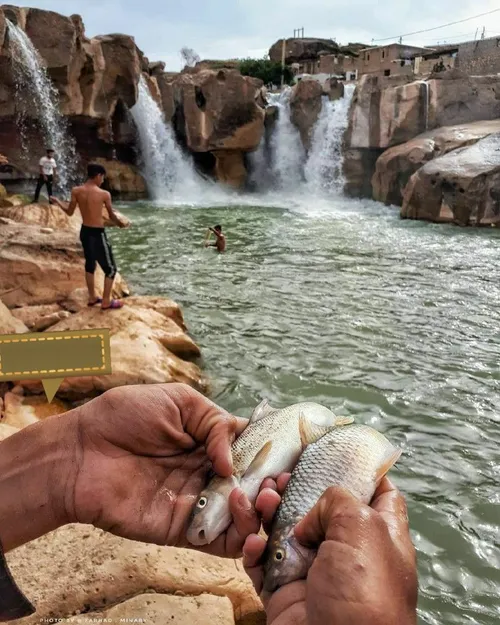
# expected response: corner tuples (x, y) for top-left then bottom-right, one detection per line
(0, 412), (78, 552)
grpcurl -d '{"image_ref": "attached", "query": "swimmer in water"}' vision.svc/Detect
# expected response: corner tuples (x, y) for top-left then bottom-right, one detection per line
(205, 225), (226, 252)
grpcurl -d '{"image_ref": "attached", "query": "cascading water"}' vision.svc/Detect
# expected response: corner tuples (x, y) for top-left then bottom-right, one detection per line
(7, 21), (78, 193)
(131, 76), (205, 201)
(304, 84), (355, 194)
(269, 88), (305, 190)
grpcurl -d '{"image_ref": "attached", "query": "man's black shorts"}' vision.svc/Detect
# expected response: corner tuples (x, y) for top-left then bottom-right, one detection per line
(79, 225), (117, 279)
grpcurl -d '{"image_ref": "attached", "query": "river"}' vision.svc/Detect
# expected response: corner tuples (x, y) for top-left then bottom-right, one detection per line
(111, 193), (500, 625)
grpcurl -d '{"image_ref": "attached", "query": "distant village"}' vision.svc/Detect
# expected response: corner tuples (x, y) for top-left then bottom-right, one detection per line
(192, 33), (500, 86)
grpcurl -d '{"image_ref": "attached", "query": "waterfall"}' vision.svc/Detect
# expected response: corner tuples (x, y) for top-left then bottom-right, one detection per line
(304, 84), (355, 194)
(131, 76), (203, 201)
(7, 21), (78, 193)
(269, 88), (305, 189)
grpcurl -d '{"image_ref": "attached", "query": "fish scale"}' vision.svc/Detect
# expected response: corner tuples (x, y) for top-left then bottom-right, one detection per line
(231, 402), (338, 476)
(263, 424), (401, 592)
(186, 400), (352, 546)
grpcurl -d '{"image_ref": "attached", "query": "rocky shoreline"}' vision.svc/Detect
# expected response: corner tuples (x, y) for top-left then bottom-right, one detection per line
(0, 202), (265, 625)
(344, 72), (500, 226)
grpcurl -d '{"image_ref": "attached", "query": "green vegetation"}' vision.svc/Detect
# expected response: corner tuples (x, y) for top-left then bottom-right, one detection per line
(238, 57), (294, 87)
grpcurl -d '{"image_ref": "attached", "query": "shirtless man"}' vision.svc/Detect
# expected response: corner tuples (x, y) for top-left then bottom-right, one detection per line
(51, 163), (129, 310)
(205, 225), (226, 253)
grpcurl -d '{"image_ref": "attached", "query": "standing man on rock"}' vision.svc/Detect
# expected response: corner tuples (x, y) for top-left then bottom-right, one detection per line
(34, 148), (57, 204)
(51, 163), (130, 311)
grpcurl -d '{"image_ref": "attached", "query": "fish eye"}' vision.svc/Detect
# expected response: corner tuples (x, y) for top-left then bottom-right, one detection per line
(197, 496), (208, 509)
(274, 549), (285, 562)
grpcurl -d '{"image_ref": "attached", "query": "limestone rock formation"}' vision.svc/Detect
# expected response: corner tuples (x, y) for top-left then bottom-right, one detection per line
(2, 390), (68, 428)
(0, 5), (143, 176)
(10, 303), (64, 328)
(0, 422), (19, 441)
(6, 524), (264, 625)
(347, 74), (500, 150)
(172, 70), (265, 154)
(94, 158), (147, 198)
(0, 297), (28, 333)
(401, 133), (500, 225)
(345, 73), (500, 198)
(0, 220), (129, 307)
(372, 120), (500, 205)
(87, 593), (236, 625)
(0, 5), (271, 192)
(269, 38), (339, 64)
(17, 296), (206, 400)
(290, 78), (323, 150)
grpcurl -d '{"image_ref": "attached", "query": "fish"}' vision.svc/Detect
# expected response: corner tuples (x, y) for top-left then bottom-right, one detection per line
(262, 424), (401, 593)
(186, 400), (354, 546)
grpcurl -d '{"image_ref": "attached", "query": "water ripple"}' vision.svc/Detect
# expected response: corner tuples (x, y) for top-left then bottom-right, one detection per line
(112, 199), (500, 625)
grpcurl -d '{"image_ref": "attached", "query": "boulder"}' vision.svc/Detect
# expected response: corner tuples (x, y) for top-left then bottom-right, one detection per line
(347, 74), (500, 150)
(6, 524), (263, 624)
(86, 593), (235, 625)
(0, 220), (129, 308)
(343, 147), (384, 198)
(32, 310), (72, 331)
(213, 150), (247, 188)
(373, 120), (500, 205)
(172, 70), (265, 153)
(269, 38), (339, 64)
(17, 296), (206, 400)
(402, 133), (500, 225)
(325, 77), (345, 101)
(0, 297), (28, 333)
(0, 203), (79, 231)
(24, 8), (86, 115)
(93, 158), (147, 197)
(0, 423), (20, 441)
(2, 391), (68, 428)
(10, 303), (63, 328)
(290, 79), (323, 150)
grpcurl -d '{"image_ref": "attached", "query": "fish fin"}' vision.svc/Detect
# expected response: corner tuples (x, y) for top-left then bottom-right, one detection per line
(335, 416), (355, 426)
(250, 399), (274, 423)
(246, 440), (273, 476)
(374, 447), (402, 484)
(299, 412), (336, 449)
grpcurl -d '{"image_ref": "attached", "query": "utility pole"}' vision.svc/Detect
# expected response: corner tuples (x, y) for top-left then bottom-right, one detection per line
(281, 38), (286, 88)
(481, 26), (485, 39)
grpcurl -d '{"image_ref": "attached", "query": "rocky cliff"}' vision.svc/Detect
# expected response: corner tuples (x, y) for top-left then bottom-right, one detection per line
(0, 5), (266, 193)
(345, 70), (500, 225)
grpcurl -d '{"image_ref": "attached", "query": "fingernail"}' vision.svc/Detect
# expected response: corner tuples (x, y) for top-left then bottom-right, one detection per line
(238, 490), (252, 511)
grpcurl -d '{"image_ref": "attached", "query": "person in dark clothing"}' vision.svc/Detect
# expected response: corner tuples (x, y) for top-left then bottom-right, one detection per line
(33, 149), (57, 203)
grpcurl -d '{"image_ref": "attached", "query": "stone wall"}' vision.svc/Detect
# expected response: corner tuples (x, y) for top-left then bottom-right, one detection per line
(458, 36), (500, 76)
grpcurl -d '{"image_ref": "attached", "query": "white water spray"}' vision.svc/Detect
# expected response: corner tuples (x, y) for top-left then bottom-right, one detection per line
(269, 88), (305, 189)
(304, 84), (355, 194)
(131, 76), (207, 201)
(7, 21), (78, 193)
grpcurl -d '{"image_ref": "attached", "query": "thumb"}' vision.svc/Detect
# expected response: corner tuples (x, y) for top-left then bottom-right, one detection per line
(294, 486), (368, 548)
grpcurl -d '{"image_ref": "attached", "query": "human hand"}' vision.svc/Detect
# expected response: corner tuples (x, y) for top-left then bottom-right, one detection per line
(67, 384), (281, 558)
(244, 478), (418, 625)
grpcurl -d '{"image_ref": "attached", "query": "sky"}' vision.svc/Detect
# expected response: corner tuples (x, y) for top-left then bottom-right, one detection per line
(15, 0), (500, 70)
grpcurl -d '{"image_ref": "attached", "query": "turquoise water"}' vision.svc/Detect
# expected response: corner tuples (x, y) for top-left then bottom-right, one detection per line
(111, 195), (500, 625)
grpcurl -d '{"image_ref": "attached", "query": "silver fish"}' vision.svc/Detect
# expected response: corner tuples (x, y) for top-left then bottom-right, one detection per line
(186, 400), (353, 546)
(262, 424), (401, 592)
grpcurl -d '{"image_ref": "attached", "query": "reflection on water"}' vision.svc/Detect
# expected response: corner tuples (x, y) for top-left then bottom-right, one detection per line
(111, 196), (500, 625)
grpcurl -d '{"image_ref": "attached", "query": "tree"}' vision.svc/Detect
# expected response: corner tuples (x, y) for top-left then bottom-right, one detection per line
(180, 47), (201, 68)
(238, 56), (294, 87)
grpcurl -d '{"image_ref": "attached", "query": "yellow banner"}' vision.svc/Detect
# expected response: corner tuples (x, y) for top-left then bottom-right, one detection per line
(0, 329), (112, 402)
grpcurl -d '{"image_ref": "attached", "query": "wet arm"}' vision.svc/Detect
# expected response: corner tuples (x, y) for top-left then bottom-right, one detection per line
(0, 414), (75, 553)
